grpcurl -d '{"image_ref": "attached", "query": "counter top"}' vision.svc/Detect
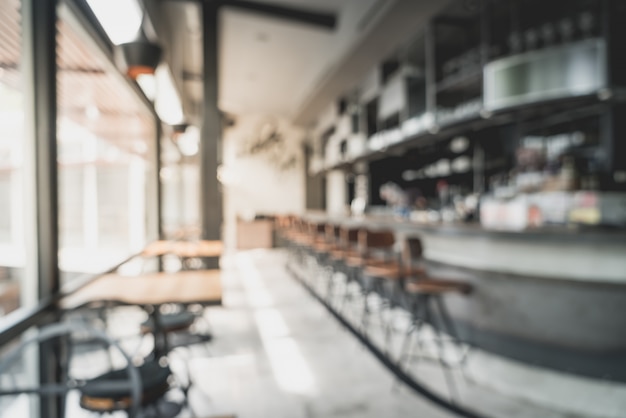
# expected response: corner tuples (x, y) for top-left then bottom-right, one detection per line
(299, 212), (626, 283)
(303, 212), (626, 245)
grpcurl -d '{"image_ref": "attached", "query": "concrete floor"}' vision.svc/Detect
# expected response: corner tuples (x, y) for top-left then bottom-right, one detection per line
(178, 249), (594, 418)
(2, 249), (614, 418)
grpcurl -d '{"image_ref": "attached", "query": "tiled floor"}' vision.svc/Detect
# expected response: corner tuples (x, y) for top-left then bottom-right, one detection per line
(183, 250), (453, 418)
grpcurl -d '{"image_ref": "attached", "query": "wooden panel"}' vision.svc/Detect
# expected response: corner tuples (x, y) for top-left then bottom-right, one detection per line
(236, 220), (273, 250)
(56, 20), (154, 157)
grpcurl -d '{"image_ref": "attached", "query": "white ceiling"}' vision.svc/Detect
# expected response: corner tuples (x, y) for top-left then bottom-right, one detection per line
(157, 0), (447, 127)
(220, 0), (384, 118)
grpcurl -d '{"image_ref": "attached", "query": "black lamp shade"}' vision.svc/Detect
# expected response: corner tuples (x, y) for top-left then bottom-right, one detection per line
(172, 123), (189, 134)
(117, 39), (162, 79)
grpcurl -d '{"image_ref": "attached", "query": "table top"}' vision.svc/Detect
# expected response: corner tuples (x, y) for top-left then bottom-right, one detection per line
(61, 269), (223, 310)
(142, 240), (223, 258)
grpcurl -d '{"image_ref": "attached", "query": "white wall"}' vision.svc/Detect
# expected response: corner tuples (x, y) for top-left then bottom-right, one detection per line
(221, 114), (306, 249)
(326, 170), (347, 215)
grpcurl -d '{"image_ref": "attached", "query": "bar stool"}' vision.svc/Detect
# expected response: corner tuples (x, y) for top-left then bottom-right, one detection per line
(306, 226), (354, 306)
(284, 217), (311, 266)
(361, 237), (427, 347)
(396, 242), (472, 401)
(300, 222), (326, 283)
(344, 229), (396, 334)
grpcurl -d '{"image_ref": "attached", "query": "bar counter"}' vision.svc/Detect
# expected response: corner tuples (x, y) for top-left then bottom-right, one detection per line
(304, 212), (626, 283)
(300, 211), (626, 381)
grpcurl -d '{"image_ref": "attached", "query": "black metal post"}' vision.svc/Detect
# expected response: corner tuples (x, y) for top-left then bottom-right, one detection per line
(424, 22), (437, 118)
(200, 1), (222, 267)
(155, 121), (165, 271)
(155, 121), (164, 241)
(22, 0), (61, 417)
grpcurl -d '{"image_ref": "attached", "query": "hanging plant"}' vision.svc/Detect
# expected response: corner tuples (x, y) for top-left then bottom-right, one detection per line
(237, 118), (299, 171)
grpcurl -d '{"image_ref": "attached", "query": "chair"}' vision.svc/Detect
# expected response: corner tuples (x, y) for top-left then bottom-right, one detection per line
(322, 226), (359, 309)
(361, 237), (426, 347)
(394, 239), (472, 400)
(140, 306), (213, 358)
(324, 226), (359, 303)
(0, 322), (174, 418)
(345, 229), (396, 334)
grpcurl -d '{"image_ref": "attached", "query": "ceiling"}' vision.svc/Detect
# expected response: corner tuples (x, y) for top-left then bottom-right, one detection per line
(217, 0), (378, 118)
(151, 0), (448, 128)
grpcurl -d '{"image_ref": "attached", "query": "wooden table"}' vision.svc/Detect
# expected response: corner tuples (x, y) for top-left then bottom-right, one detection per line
(61, 270), (222, 310)
(141, 240), (223, 258)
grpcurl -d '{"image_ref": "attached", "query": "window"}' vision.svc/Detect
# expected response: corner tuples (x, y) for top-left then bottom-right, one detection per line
(160, 135), (184, 237)
(56, 10), (157, 283)
(0, 0), (26, 317)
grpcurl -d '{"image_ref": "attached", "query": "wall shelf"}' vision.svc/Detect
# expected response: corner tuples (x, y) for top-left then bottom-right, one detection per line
(312, 0), (626, 198)
(436, 67), (482, 94)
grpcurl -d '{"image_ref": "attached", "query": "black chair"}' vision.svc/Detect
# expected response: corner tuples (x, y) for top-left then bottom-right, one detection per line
(0, 322), (174, 418)
(140, 306), (213, 357)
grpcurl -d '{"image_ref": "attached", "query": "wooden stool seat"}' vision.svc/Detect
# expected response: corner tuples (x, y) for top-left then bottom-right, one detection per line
(405, 279), (472, 295)
(287, 232), (309, 245)
(313, 241), (339, 253)
(363, 263), (426, 280)
(344, 255), (391, 268)
(329, 248), (358, 260)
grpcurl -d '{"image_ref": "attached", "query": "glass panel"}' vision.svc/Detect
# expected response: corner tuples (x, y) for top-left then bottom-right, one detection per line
(160, 136), (183, 238)
(0, 329), (38, 418)
(56, 11), (156, 284)
(0, 0), (25, 318)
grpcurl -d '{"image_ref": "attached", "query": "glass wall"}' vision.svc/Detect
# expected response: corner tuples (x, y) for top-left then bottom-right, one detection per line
(160, 136), (184, 237)
(161, 135), (200, 239)
(0, 0), (26, 317)
(56, 9), (157, 283)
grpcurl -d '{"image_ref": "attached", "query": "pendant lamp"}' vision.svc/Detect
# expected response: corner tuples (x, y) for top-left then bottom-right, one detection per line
(116, 20), (162, 80)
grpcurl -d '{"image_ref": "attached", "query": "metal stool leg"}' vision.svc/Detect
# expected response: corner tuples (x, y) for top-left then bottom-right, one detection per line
(434, 295), (471, 374)
(428, 297), (460, 403)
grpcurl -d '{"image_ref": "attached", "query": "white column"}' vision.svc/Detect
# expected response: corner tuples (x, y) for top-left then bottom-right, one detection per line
(326, 170), (348, 215)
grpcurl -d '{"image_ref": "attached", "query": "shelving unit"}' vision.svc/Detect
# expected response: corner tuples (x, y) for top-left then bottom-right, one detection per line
(314, 0), (626, 203)
(431, 0), (484, 130)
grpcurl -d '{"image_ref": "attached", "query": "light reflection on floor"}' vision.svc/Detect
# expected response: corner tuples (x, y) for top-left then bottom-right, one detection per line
(185, 250), (451, 418)
(238, 255), (317, 396)
(0, 250), (454, 418)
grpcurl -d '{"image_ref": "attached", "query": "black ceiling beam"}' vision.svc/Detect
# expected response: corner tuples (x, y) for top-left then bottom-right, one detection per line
(219, 0), (337, 30)
(433, 15), (475, 27)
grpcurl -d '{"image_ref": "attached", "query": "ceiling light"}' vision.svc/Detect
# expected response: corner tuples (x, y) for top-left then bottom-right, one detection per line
(117, 34), (163, 79)
(136, 74), (156, 100)
(86, 0), (143, 45)
(89, 0), (162, 79)
(154, 64), (185, 125)
(172, 123), (189, 136)
(177, 125), (199, 156)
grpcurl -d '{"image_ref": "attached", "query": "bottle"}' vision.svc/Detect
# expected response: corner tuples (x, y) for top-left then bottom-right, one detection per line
(578, 11), (596, 39)
(560, 156), (576, 190)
